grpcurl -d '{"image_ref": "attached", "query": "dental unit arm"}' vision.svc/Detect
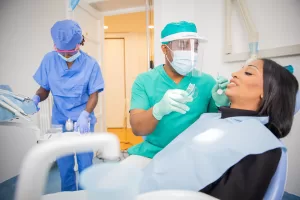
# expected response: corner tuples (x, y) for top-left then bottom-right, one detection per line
(15, 133), (120, 200)
(225, 0), (259, 63)
(237, 0), (259, 63)
(0, 87), (37, 121)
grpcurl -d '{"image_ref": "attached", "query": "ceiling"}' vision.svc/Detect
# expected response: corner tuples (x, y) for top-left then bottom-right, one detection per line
(86, 0), (145, 12)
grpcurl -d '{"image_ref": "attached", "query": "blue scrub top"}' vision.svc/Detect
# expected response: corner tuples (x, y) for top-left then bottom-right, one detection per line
(33, 51), (104, 125)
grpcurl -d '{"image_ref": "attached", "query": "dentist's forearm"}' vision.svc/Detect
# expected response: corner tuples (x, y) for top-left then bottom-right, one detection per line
(130, 108), (158, 136)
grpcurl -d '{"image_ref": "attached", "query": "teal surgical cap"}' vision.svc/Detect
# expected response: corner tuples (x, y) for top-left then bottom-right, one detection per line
(160, 21), (207, 44)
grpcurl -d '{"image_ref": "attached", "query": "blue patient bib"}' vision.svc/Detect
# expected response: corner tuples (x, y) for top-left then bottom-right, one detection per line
(139, 113), (285, 193)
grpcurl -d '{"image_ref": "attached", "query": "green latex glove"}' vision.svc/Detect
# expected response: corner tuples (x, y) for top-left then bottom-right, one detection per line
(153, 89), (193, 120)
(211, 76), (230, 107)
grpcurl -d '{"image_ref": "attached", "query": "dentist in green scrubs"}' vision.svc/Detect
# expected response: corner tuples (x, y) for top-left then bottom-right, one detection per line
(128, 21), (229, 159)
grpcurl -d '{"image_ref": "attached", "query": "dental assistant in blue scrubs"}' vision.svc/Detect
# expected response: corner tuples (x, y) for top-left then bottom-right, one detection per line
(32, 20), (104, 191)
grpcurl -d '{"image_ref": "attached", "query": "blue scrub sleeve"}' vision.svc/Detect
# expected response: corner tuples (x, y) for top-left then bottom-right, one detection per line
(130, 75), (150, 111)
(33, 57), (50, 91)
(88, 63), (105, 95)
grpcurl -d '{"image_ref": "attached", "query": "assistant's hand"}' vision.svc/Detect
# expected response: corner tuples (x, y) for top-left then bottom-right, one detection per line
(75, 110), (90, 133)
(32, 95), (40, 111)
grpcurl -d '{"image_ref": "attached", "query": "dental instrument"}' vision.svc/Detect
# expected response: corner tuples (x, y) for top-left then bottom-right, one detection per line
(0, 89), (31, 102)
(0, 95), (28, 116)
(186, 83), (196, 97)
(0, 100), (30, 121)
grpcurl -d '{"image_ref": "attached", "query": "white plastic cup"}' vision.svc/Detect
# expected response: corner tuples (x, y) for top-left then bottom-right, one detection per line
(65, 119), (74, 131)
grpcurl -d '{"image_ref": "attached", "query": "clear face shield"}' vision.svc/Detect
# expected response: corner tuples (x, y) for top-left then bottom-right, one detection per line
(165, 38), (205, 77)
(165, 38), (206, 99)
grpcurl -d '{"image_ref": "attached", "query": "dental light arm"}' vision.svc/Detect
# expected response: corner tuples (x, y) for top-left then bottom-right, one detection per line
(225, 0), (259, 62)
(236, 0), (258, 44)
(236, 0), (259, 63)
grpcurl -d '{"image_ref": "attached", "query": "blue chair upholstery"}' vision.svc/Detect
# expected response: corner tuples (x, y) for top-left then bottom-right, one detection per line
(263, 149), (288, 200)
(264, 91), (299, 199)
(295, 91), (300, 114)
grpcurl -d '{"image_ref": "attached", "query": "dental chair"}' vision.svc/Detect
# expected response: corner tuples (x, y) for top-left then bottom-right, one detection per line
(263, 149), (287, 200)
(16, 133), (216, 200)
(258, 95), (299, 200)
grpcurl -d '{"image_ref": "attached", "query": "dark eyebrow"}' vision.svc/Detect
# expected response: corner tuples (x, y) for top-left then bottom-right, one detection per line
(247, 65), (258, 69)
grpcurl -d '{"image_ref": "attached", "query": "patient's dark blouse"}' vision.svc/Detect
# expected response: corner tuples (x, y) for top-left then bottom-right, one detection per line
(200, 107), (282, 200)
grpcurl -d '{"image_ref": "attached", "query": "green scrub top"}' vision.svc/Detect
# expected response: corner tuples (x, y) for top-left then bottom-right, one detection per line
(128, 65), (218, 158)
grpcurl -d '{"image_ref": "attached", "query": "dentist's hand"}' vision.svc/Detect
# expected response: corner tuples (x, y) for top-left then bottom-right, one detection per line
(153, 89), (193, 120)
(212, 76), (230, 107)
(75, 110), (90, 133)
(32, 95), (40, 111)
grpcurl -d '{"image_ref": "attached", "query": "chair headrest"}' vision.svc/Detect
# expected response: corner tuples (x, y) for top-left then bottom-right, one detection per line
(295, 91), (300, 115)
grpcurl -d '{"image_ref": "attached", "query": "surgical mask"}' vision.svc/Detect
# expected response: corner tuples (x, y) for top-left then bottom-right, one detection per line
(166, 50), (198, 76)
(58, 51), (81, 62)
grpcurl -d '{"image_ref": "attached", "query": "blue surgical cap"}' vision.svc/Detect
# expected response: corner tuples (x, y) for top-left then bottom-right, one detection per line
(51, 20), (82, 50)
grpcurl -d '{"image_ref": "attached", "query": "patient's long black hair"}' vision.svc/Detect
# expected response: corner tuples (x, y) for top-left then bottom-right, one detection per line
(258, 59), (298, 138)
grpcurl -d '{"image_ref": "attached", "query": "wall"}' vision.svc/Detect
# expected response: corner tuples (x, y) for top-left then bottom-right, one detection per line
(0, 0), (66, 126)
(154, 0), (300, 195)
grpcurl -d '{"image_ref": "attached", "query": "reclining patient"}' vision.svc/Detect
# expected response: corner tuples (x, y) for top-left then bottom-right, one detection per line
(139, 59), (299, 200)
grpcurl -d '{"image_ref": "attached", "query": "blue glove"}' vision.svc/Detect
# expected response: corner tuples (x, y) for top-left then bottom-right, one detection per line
(32, 95), (40, 111)
(211, 76), (230, 107)
(75, 110), (90, 133)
